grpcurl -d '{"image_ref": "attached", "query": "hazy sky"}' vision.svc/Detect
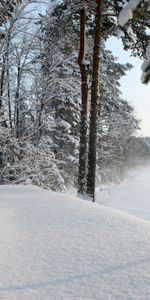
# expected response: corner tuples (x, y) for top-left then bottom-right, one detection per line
(107, 37), (150, 137)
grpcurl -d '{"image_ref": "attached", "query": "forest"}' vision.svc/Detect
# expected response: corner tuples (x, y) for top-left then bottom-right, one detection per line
(0, 0), (150, 201)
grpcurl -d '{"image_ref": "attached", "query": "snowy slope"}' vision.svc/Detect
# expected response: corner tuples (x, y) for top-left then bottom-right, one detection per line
(0, 185), (150, 299)
(101, 164), (150, 222)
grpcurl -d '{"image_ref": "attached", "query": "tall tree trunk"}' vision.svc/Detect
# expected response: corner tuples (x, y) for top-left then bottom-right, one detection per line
(14, 62), (21, 138)
(0, 57), (5, 111)
(86, 0), (102, 202)
(77, 8), (89, 195)
(0, 55), (7, 127)
(36, 99), (44, 144)
(6, 38), (12, 129)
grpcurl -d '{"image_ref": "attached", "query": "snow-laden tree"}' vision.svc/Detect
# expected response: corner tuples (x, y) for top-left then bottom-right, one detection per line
(0, 1), (37, 132)
(117, 0), (150, 83)
(0, 0), (149, 195)
(55, 0), (149, 200)
(0, 0), (21, 26)
(0, 125), (18, 183)
(38, 6), (81, 188)
(39, 2), (143, 191)
(96, 46), (138, 183)
(0, 126), (65, 190)
(0, 1), (66, 191)
(97, 100), (139, 183)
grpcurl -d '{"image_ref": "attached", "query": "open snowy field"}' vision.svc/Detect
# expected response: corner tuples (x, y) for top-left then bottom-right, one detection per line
(100, 163), (150, 222)
(0, 179), (150, 299)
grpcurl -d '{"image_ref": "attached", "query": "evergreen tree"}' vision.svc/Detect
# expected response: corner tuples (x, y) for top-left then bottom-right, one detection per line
(0, 0), (149, 196)
(38, 7), (81, 188)
(58, 0), (150, 200)
(96, 46), (136, 183)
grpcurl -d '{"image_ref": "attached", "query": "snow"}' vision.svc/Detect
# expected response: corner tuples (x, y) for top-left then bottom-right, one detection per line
(141, 69), (149, 84)
(141, 60), (150, 72)
(116, 29), (125, 39)
(118, 6), (133, 27)
(118, 0), (142, 26)
(128, 0), (141, 10)
(100, 163), (150, 222)
(0, 178), (150, 299)
(127, 26), (136, 41)
(141, 43), (150, 83)
(146, 42), (150, 58)
(57, 120), (71, 130)
(81, 59), (90, 66)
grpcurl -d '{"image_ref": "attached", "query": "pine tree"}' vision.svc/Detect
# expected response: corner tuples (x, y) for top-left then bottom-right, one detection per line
(86, 0), (103, 201)
(77, 8), (89, 194)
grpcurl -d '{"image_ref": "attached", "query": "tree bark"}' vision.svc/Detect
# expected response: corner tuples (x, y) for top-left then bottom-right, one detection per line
(77, 8), (89, 195)
(0, 55), (7, 127)
(14, 62), (21, 138)
(6, 37), (12, 129)
(86, 0), (102, 202)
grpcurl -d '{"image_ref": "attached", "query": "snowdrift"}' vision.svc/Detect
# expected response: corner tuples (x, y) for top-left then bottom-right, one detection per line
(0, 185), (150, 299)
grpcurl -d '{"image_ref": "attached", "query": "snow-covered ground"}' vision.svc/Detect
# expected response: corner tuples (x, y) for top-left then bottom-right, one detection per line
(99, 163), (150, 222)
(0, 173), (150, 300)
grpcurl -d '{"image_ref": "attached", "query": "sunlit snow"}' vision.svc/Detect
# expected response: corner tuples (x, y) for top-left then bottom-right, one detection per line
(0, 169), (150, 299)
(99, 163), (150, 222)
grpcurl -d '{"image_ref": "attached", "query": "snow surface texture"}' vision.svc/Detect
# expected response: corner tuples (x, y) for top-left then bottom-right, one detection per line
(1, 181), (150, 299)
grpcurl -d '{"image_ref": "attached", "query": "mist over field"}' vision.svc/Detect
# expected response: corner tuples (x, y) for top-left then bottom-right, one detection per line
(99, 160), (150, 221)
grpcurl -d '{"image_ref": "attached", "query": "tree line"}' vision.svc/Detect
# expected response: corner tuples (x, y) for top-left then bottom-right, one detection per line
(0, 0), (149, 200)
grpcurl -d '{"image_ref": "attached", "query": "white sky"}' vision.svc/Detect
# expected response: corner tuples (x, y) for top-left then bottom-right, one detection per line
(106, 37), (150, 137)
